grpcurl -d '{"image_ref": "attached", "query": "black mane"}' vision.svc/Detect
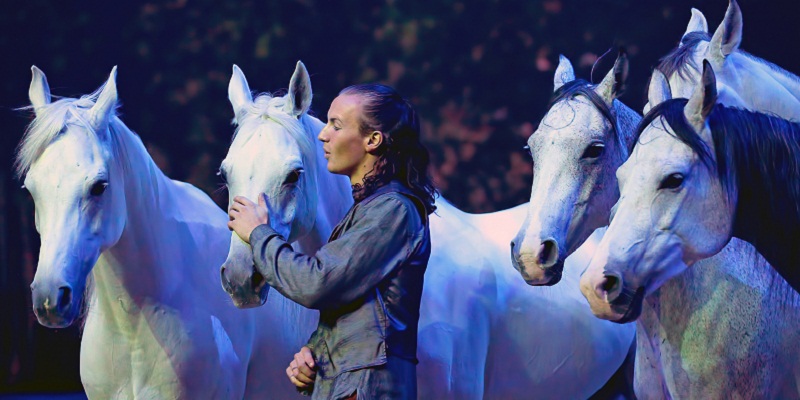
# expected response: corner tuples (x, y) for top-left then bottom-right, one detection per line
(637, 99), (800, 293)
(656, 31), (711, 79)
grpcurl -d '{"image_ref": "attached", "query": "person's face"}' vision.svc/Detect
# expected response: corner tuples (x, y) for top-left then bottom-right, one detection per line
(318, 94), (370, 180)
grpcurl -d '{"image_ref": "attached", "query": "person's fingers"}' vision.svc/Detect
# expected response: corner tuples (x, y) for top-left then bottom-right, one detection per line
(295, 370), (314, 385)
(227, 221), (235, 231)
(300, 346), (316, 369)
(285, 365), (294, 379)
(258, 193), (267, 207)
(289, 375), (308, 389)
(294, 352), (315, 378)
(297, 362), (314, 379)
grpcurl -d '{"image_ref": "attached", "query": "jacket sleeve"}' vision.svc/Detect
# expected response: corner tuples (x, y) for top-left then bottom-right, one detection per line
(248, 194), (423, 310)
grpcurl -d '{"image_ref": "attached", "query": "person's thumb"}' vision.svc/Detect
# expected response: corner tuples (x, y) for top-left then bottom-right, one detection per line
(259, 193), (268, 208)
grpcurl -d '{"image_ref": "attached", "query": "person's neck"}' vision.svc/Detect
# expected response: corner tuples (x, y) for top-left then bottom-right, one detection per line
(348, 156), (379, 186)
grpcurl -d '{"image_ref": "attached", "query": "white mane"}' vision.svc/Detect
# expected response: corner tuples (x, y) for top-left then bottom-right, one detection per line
(15, 84), (122, 178)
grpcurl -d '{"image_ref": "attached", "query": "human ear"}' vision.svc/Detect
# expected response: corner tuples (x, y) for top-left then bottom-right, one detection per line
(365, 130), (384, 153)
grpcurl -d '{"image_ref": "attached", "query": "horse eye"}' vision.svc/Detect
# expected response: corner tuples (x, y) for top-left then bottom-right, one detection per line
(659, 173), (685, 190)
(581, 143), (605, 159)
(90, 180), (108, 196)
(284, 168), (304, 185)
(217, 168), (228, 183)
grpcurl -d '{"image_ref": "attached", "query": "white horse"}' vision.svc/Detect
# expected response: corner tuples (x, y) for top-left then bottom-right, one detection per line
(581, 61), (800, 398)
(219, 61), (634, 399)
(17, 66), (300, 399)
(514, 50), (800, 398)
(644, 0), (800, 120)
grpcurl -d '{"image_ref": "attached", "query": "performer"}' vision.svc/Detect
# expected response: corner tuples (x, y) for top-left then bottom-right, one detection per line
(228, 83), (436, 400)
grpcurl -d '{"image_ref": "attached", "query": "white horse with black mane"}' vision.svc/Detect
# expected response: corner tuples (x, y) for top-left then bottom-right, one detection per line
(645, 0), (800, 119)
(513, 41), (800, 397)
(218, 61), (635, 399)
(17, 66), (312, 398)
(581, 58), (800, 397)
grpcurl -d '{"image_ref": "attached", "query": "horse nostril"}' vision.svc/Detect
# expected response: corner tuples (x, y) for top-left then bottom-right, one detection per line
(220, 267), (233, 293)
(599, 274), (623, 303)
(537, 239), (559, 268)
(57, 286), (72, 311)
(251, 268), (266, 291)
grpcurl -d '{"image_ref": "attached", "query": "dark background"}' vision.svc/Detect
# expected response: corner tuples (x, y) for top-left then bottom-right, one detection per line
(2, 0), (798, 394)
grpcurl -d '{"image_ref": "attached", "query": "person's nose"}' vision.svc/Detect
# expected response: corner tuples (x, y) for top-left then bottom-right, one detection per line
(318, 125), (330, 142)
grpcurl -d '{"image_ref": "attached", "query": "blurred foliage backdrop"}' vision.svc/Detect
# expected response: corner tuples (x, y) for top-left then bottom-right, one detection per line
(1, 0), (799, 394)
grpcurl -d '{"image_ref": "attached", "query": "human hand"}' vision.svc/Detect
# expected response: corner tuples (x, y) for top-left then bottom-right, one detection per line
(227, 193), (270, 244)
(286, 346), (317, 390)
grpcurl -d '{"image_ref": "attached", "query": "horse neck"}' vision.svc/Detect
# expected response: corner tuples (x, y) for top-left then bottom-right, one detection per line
(293, 115), (353, 253)
(93, 118), (217, 306)
(717, 109), (800, 291)
(724, 53), (800, 120)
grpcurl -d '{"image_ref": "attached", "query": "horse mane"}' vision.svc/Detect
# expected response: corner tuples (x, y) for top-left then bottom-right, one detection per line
(656, 31), (711, 79)
(547, 79), (637, 152)
(637, 98), (800, 295)
(657, 31), (800, 90)
(15, 84), (120, 179)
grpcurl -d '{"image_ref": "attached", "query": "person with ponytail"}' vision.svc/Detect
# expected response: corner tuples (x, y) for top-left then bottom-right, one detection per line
(228, 83), (436, 399)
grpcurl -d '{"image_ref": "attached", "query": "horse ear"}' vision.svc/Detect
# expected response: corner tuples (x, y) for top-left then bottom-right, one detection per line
(29, 66), (52, 115)
(646, 69), (672, 112)
(709, 0), (742, 61)
(89, 66), (118, 132)
(681, 8), (709, 43)
(229, 64), (253, 120)
(553, 55), (575, 92)
(284, 61), (312, 117)
(595, 49), (628, 106)
(684, 60), (718, 133)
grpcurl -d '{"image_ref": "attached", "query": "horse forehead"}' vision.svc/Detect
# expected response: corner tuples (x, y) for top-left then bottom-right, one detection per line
(232, 126), (304, 163)
(29, 130), (106, 181)
(541, 98), (605, 132)
(634, 126), (694, 167)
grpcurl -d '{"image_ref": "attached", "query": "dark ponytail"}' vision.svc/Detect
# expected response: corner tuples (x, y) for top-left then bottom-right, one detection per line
(339, 84), (437, 214)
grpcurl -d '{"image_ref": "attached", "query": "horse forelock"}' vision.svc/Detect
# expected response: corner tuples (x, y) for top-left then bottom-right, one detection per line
(15, 86), (120, 179)
(545, 79), (627, 150)
(657, 31), (711, 80)
(230, 92), (319, 186)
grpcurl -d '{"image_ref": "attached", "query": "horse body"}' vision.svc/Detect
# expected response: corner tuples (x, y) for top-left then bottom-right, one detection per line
(422, 200), (632, 399)
(634, 239), (800, 399)
(19, 67), (318, 399)
(79, 163), (247, 399)
(220, 62), (634, 399)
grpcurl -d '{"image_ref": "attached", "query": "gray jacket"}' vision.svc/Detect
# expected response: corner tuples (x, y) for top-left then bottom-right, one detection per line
(249, 181), (431, 399)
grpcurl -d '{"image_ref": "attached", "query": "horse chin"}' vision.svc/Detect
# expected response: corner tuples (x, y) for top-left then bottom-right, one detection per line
(586, 286), (646, 324)
(230, 288), (268, 309)
(520, 261), (564, 286)
(34, 306), (78, 328)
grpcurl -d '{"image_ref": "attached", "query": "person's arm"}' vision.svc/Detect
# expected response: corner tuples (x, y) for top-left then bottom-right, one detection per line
(249, 194), (422, 309)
